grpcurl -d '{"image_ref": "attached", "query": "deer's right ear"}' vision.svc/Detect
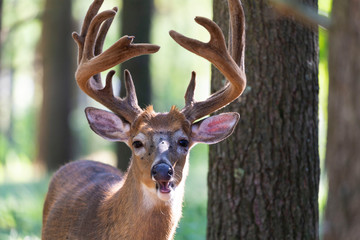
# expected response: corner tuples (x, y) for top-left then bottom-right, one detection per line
(85, 107), (131, 142)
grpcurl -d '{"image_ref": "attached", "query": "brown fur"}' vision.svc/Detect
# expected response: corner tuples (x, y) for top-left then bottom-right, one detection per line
(42, 111), (191, 240)
(132, 106), (190, 134)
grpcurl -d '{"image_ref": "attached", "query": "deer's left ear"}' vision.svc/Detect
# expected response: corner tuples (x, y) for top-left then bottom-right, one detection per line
(191, 112), (240, 144)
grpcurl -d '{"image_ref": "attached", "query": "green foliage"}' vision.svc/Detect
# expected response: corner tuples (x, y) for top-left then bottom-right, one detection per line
(0, 0), (42, 169)
(0, 178), (48, 240)
(318, 0), (332, 231)
(0, 135), (9, 165)
(0, 107), (37, 172)
(177, 203), (207, 240)
(319, 28), (329, 165)
(176, 145), (209, 240)
(2, 0), (42, 68)
(319, 0), (332, 15)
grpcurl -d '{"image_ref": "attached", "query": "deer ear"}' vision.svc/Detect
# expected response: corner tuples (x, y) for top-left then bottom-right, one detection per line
(191, 112), (239, 144)
(85, 107), (131, 142)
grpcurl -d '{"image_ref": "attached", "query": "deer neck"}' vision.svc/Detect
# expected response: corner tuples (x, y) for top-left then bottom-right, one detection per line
(99, 161), (185, 240)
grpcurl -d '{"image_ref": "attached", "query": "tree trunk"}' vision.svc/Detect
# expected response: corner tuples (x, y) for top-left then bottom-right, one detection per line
(207, 0), (320, 239)
(323, 0), (360, 239)
(116, 0), (154, 171)
(38, 0), (74, 171)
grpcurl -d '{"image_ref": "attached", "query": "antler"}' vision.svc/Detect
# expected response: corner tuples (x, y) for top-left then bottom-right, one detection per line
(72, 0), (160, 123)
(169, 0), (246, 123)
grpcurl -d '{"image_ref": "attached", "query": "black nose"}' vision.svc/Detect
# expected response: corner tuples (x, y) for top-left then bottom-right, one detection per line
(151, 163), (173, 181)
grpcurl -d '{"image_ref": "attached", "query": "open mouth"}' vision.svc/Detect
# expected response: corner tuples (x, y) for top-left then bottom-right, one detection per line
(156, 181), (175, 194)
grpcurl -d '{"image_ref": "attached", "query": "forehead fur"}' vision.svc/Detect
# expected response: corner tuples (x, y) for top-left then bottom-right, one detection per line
(132, 106), (191, 134)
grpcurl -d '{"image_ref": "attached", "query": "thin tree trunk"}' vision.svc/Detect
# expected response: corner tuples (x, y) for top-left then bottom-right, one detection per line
(38, 0), (74, 171)
(323, 0), (360, 239)
(116, 0), (154, 171)
(208, 0), (319, 239)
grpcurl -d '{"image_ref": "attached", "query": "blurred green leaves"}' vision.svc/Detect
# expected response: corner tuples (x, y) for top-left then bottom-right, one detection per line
(0, 179), (48, 240)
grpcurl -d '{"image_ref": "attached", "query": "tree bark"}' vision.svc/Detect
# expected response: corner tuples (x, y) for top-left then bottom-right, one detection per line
(207, 0), (320, 239)
(38, 0), (74, 171)
(323, 0), (360, 239)
(116, 0), (154, 171)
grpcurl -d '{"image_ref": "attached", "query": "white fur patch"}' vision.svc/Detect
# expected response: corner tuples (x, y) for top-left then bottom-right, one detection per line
(141, 183), (158, 210)
(141, 182), (175, 207)
(157, 191), (173, 202)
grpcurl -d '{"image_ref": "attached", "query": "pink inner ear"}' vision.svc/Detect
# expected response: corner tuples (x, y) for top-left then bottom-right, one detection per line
(191, 112), (239, 144)
(202, 114), (237, 133)
(85, 107), (131, 142)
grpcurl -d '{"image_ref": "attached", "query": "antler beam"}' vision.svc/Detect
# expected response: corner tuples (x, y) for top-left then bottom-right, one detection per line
(73, 0), (160, 123)
(170, 0), (246, 123)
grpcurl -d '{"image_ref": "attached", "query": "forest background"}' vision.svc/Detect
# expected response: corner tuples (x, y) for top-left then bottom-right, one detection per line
(0, 0), (332, 239)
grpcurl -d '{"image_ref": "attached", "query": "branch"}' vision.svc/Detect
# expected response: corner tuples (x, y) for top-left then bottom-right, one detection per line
(269, 0), (331, 29)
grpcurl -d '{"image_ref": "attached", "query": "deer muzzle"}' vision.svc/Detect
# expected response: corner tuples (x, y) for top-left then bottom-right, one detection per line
(151, 163), (174, 194)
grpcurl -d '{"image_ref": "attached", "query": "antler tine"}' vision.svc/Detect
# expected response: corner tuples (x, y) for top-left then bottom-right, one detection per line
(100, 70), (142, 122)
(88, 6), (117, 86)
(170, 0), (246, 123)
(94, 7), (117, 58)
(184, 71), (196, 107)
(82, 10), (116, 61)
(73, 0), (160, 123)
(72, 0), (104, 64)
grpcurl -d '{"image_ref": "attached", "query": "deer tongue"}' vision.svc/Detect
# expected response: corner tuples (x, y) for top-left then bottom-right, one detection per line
(157, 181), (171, 193)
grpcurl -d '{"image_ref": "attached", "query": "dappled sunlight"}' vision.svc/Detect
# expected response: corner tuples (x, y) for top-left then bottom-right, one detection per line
(0, 152), (43, 184)
(0, 0), (333, 239)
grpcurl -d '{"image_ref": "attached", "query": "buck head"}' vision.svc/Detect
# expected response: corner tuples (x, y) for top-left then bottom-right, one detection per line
(85, 104), (239, 201)
(72, 0), (246, 202)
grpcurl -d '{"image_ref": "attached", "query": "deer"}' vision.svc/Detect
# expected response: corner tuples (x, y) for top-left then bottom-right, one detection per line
(41, 0), (246, 239)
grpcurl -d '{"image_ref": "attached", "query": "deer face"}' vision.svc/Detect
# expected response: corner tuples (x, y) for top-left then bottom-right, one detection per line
(85, 107), (239, 202)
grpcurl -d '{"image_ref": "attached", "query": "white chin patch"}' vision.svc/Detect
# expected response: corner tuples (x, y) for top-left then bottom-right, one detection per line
(157, 190), (173, 201)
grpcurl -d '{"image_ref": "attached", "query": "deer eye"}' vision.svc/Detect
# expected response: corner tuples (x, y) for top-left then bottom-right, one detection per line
(178, 139), (189, 148)
(132, 141), (143, 148)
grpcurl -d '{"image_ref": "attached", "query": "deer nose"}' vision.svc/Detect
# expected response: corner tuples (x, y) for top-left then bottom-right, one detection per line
(151, 163), (173, 181)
